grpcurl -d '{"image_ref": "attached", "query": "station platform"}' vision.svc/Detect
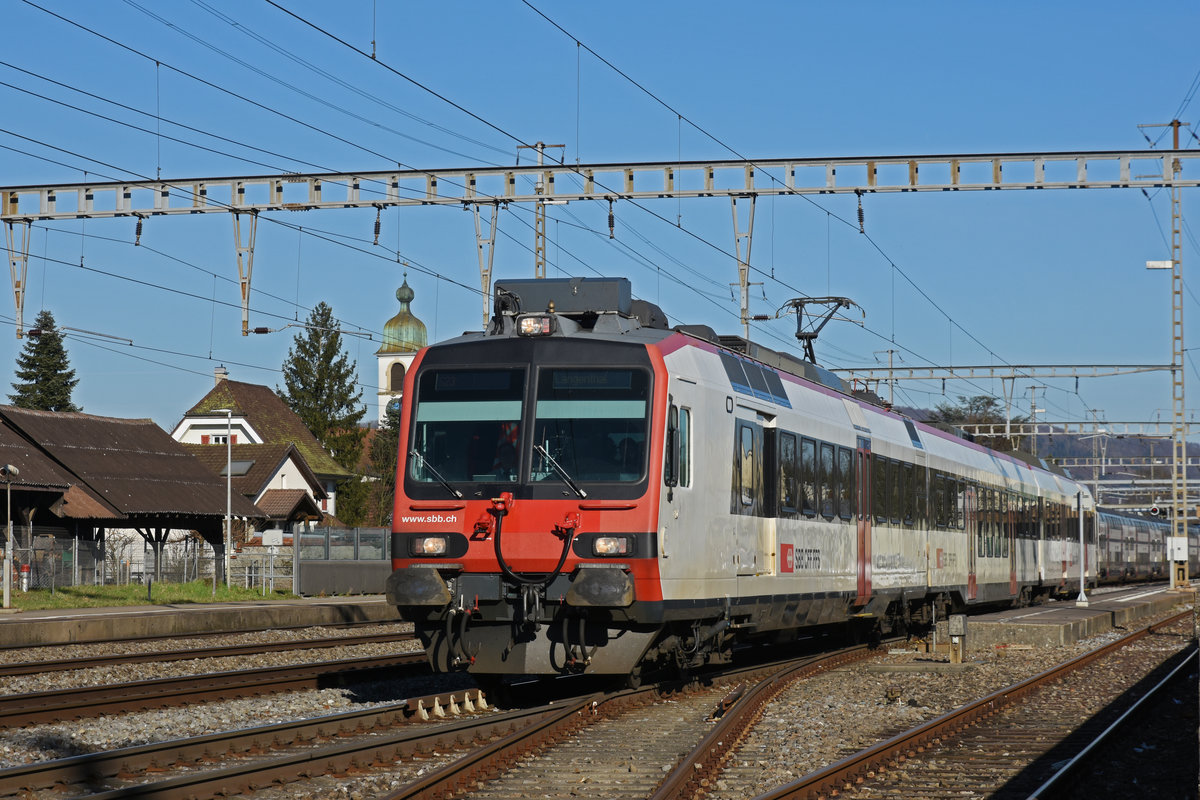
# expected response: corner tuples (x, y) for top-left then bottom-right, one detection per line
(0, 595), (400, 648)
(934, 585), (1194, 650)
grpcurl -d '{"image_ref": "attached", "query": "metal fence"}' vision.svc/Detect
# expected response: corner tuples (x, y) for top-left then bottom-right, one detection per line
(294, 527), (391, 597)
(2, 526), (390, 596)
(296, 528), (390, 561)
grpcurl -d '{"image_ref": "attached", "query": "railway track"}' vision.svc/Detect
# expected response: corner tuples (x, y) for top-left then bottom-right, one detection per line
(0, 643), (877, 799)
(0, 651), (427, 728)
(0, 687), (492, 799)
(0, 628), (416, 678)
(0, 610), (1190, 799)
(738, 609), (1196, 800)
(1028, 641), (1199, 800)
(379, 644), (877, 800)
(0, 618), (405, 656)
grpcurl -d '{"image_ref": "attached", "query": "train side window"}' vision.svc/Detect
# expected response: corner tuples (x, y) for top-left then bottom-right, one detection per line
(934, 475), (946, 528)
(666, 404), (679, 487)
(800, 438), (817, 515)
(738, 424), (755, 507)
(955, 481), (965, 530)
(890, 459), (902, 524)
(902, 463), (914, 525)
(838, 447), (854, 520)
(820, 442), (836, 518)
(678, 407), (691, 488)
(1003, 492), (1011, 558)
(973, 487), (981, 556)
(914, 464), (926, 527)
(878, 455), (888, 525)
(780, 432), (798, 514)
(930, 474), (939, 528)
(988, 489), (998, 553)
(976, 487), (986, 556)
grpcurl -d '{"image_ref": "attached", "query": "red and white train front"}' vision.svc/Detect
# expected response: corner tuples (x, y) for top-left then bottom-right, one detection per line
(386, 280), (672, 679)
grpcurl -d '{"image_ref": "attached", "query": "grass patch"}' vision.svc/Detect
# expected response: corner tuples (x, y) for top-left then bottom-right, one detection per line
(7, 581), (295, 610)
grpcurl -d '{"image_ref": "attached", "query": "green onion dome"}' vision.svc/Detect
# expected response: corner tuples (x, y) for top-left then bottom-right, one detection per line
(377, 276), (427, 354)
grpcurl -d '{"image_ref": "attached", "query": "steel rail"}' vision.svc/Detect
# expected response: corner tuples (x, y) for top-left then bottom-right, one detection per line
(0, 688), (487, 797)
(378, 693), (611, 800)
(0, 617), (406, 653)
(649, 644), (879, 800)
(380, 642), (895, 800)
(72, 696), (559, 800)
(3, 643), (901, 798)
(0, 652), (425, 728)
(0, 629), (415, 677)
(1026, 641), (1199, 800)
(749, 609), (1195, 800)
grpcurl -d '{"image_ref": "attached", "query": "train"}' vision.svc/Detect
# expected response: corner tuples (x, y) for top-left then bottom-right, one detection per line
(385, 276), (1197, 685)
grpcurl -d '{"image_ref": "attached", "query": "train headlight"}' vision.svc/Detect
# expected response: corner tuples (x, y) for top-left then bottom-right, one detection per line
(517, 314), (554, 336)
(410, 536), (448, 556)
(593, 535), (631, 556)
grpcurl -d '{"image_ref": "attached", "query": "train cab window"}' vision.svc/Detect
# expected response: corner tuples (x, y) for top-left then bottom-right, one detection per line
(410, 367), (525, 485)
(838, 447), (854, 520)
(820, 442), (836, 518)
(533, 367), (650, 484)
(780, 432), (799, 514)
(799, 438), (817, 515)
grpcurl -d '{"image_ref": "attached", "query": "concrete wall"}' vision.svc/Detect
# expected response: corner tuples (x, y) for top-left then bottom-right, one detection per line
(297, 560), (392, 596)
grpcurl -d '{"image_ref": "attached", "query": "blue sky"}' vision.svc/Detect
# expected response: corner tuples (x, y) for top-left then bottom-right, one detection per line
(1, 1), (1198, 432)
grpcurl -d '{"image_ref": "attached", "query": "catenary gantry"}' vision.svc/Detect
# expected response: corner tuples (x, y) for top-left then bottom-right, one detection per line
(4, 149), (1199, 338)
(3, 147), (1197, 583)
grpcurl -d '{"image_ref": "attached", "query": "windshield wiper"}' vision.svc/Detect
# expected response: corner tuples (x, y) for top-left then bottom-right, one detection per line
(409, 449), (463, 499)
(533, 443), (588, 499)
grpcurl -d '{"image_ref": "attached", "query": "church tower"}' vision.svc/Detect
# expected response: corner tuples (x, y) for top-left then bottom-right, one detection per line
(376, 276), (427, 425)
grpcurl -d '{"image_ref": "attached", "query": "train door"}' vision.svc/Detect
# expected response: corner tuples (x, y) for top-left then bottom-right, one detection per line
(733, 417), (766, 576)
(965, 485), (978, 600)
(855, 436), (872, 604)
(1007, 493), (1018, 596)
(1036, 496), (1046, 583)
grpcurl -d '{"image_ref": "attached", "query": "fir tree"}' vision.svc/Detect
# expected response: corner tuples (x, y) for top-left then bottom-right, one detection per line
(279, 302), (368, 522)
(9, 309), (81, 412)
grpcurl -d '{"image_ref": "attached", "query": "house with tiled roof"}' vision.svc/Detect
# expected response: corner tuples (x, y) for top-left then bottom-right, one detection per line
(170, 368), (351, 521)
(182, 442), (325, 533)
(0, 404), (262, 587)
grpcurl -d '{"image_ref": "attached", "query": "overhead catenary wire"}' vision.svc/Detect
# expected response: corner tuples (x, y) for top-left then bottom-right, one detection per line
(515, 2), (1040, 402)
(17, 0), (494, 178)
(0, 127), (485, 313)
(12, 0), (742, 295)
(129, 0), (512, 165)
(8, 3), (1165, 428)
(22, 0), (1021, 397)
